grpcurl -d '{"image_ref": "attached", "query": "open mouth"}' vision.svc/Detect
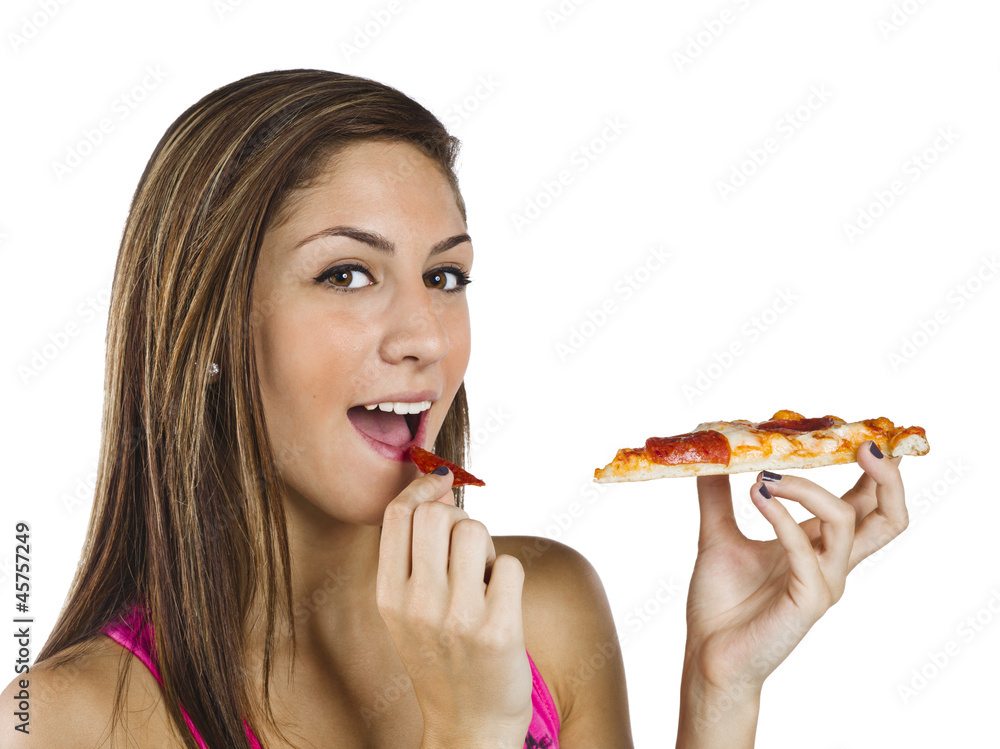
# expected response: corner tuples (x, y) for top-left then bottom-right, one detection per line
(347, 405), (424, 447)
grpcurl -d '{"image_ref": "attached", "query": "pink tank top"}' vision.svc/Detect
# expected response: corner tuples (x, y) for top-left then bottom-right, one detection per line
(102, 603), (560, 748)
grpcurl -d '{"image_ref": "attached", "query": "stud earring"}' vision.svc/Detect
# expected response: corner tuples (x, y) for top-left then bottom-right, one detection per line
(208, 362), (220, 382)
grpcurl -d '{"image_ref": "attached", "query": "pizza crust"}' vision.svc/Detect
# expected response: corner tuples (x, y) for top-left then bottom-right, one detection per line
(593, 412), (929, 483)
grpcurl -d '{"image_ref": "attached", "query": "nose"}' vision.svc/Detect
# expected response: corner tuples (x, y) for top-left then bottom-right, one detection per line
(379, 276), (450, 365)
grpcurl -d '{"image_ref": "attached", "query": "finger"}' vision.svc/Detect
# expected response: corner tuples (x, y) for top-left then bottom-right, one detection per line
(484, 553), (526, 625)
(797, 457), (898, 542)
(757, 472), (856, 577)
(695, 474), (744, 549)
(750, 482), (825, 605)
(849, 442), (907, 570)
(839, 468), (879, 518)
(411, 500), (469, 584)
(378, 467), (458, 587)
(448, 518), (496, 602)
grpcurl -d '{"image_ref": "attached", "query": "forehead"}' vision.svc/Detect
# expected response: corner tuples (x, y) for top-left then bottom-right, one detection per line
(309, 140), (453, 206)
(329, 139), (440, 180)
(273, 140), (463, 233)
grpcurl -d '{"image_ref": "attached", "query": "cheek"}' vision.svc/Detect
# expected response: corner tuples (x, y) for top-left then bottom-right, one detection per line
(254, 303), (362, 432)
(254, 311), (367, 486)
(447, 304), (472, 371)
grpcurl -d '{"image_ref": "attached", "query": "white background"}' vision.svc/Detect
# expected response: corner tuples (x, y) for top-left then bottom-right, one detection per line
(2, 0), (998, 745)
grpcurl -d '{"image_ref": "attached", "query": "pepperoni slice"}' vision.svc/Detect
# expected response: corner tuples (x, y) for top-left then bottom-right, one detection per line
(406, 445), (485, 487)
(756, 417), (836, 432)
(646, 430), (731, 466)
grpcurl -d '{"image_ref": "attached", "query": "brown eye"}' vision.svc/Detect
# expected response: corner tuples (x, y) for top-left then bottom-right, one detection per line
(315, 264), (374, 291)
(425, 267), (472, 292)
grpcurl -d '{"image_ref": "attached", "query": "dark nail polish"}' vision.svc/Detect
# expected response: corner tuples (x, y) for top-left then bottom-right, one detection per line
(432, 465), (450, 475)
(759, 483), (772, 500)
(762, 471), (782, 482)
(869, 442), (884, 459)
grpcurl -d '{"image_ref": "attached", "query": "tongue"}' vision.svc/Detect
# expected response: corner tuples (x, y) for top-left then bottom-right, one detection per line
(348, 406), (412, 447)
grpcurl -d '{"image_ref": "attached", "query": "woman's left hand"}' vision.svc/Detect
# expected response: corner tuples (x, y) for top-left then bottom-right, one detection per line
(682, 441), (909, 702)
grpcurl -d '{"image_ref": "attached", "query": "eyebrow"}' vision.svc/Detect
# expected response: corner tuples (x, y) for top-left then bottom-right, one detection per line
(293, 225), (472, 256)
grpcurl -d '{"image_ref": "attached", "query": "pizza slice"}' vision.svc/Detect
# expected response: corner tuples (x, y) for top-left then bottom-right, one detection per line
(593, 410), (929, 483)
(407, 445), (486, 487)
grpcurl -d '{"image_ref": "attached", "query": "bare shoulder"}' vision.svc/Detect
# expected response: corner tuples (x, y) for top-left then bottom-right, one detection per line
(493, 535), (634, 747)
(0, 634), (186, 748)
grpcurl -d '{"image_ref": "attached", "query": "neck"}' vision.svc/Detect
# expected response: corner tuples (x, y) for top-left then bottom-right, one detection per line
(245, 489), (388, 670)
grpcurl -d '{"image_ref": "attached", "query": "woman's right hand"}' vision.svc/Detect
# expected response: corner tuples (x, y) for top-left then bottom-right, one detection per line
(376, 466), (533, 748)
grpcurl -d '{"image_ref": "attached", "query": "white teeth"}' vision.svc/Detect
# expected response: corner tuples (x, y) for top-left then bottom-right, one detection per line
(363, 400), (432, 414)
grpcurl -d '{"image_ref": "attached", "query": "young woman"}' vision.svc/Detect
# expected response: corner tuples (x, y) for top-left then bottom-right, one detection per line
(3, 69), (910, 748)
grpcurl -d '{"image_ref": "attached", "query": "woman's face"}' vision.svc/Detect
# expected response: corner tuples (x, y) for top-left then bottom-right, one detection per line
(251, 140), (472, 526)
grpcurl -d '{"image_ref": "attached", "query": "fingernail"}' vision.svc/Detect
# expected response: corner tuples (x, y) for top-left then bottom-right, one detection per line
(432, 465), (450, 475)
(869, 441), (884, 459)
(762, 471), (782, 482)
(759, 483), (772, 500)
